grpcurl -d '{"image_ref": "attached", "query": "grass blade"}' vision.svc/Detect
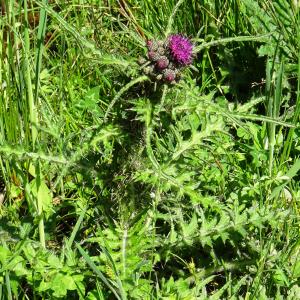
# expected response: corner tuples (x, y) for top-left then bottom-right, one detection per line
(66, 205), (87, 248)
(35, 1), (131, 67)
(5, 272), (12, 300)
(34, 0), (48, 102)
(76, 243), (122, 300)
(24, 0), (38, 146)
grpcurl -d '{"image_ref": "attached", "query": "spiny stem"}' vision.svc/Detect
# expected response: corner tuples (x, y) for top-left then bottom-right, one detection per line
(193, 33), (272, 53)
(165, 0), (185, 37)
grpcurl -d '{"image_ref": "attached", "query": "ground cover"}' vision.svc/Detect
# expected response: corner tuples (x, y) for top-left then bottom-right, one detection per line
(1, 1), (300, 299)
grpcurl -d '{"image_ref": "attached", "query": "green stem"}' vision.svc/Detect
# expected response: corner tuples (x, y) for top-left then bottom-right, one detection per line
(186, 259), (256, 284)
(34, 0), (48, 102)
(268, 61), (283, 176)
(193, 33), (272, 53)
(144, 94), (200, 201)
(24, 1), (45, 248)
(5, 271), (13, 300)
(35, 0), (48, 249)
(165, 0), (185, 37)
(38, 198), (46, 248)
(36, 164), (46, 249)
(24, 0), (38, 146)
(145, 99), (162, 171)
(104, 75), (149, 122)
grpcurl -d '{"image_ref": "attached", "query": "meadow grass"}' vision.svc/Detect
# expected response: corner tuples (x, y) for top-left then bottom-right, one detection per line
(1, 0), (300, 299)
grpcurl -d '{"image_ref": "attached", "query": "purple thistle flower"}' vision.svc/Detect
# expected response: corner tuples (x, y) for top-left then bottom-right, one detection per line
(168, 34), (193, 66)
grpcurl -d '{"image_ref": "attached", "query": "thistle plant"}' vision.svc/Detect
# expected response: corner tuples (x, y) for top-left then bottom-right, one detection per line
(2, 1), (300, 299)
(138, 34), (193, 84)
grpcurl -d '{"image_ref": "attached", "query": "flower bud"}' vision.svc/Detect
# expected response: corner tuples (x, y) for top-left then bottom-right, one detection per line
(148, 51), (160, 62)
(163, 69), (176, 82)
(157, 47), (165, 55)
(147, 40), (158, 51)
(168, 62), (175, 70)
(156, 56), (169, 70)
(138, 57), (147, 65)
(146, 40), (153, 48)
(157, 40), (164, 47)
(143, 65), (154, 75)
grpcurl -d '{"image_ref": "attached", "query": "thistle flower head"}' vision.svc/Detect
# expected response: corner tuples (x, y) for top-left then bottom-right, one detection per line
(163, 69), (176, 82)
(143, 65), (154, 75)
(146, 40), (158, 51)
(138, 57), (147, 65)
(141, 34), (194, 84)
(168, 34), (193, 66)
(146, 40), (153, 48)
(156, 56), (169, 70)
(148, 51), (160, 61)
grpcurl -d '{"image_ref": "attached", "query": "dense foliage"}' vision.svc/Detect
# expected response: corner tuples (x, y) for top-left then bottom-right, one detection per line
(1, 0), (300, 299)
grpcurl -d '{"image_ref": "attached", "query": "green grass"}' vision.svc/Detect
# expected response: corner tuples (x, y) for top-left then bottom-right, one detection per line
(1, 0), (300, 299)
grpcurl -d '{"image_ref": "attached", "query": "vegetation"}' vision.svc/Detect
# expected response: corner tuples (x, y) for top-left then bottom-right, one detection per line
(1, 0), (300, 299)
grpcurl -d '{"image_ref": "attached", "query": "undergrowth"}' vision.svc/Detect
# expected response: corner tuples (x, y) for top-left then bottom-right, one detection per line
(1, 0), (300, 299)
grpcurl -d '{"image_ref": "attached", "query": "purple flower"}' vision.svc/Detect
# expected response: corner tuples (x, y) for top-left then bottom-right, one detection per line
(168, 34), (193, 66)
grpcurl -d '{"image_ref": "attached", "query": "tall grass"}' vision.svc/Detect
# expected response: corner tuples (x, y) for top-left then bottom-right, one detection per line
(0, 0), (300, 299)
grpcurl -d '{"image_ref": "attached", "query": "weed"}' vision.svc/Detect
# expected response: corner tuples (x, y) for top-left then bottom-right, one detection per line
(0, 1), (300, 299)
